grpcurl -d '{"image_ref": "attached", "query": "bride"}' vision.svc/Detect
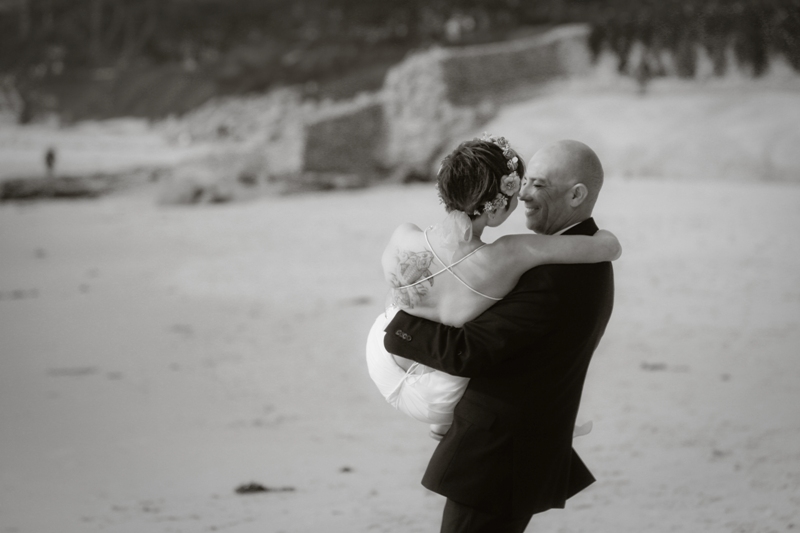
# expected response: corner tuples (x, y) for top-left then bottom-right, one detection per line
(366, 134), (621, 439)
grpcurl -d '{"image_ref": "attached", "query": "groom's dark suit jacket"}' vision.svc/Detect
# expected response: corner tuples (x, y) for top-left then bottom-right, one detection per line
(384, 218), (614, 518)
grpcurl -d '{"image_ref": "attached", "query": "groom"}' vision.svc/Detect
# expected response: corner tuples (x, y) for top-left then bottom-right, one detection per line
(384, 140), (615, 532)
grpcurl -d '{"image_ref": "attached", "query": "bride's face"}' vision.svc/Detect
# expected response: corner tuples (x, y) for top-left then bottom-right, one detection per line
(487, 194), (519, 227)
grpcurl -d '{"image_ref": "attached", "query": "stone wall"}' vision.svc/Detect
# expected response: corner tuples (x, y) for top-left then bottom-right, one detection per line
(377, 24), (591, 179)
(381, 47), (484, 178)
(441, 24), (592, 105)
(167, 25), (593, 188)
(302, 93), (386, 176)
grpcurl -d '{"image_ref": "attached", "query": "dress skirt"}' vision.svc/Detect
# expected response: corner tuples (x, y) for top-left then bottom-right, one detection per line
(366, 307), (469, 425)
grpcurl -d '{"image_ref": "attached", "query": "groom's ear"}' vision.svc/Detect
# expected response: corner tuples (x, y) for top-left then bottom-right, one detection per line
(568, 183), (588, 207)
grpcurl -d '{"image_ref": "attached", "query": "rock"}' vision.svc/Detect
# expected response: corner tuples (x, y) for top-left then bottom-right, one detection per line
(234, 483), (295, 494)
(0, 176), (112, 201)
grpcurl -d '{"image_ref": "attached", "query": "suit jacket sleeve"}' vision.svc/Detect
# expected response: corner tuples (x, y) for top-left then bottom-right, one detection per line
(383, 267), (559, 377)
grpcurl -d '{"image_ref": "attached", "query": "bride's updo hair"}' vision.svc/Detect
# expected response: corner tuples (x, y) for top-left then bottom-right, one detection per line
(437, 139), (524, 219)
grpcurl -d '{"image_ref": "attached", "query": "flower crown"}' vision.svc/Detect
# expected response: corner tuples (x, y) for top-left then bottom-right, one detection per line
(472, 132), (521, 217)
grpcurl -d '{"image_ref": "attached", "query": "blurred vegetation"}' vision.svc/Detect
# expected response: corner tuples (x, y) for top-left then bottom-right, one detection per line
(587, 0), (800, 80)
(0, 0), (798, 121)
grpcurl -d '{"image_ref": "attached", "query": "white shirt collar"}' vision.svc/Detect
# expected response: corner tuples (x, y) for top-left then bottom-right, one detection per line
(554, 220), (585, 235)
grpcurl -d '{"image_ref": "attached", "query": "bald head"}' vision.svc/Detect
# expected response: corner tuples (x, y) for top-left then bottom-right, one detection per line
(538, 140), (604, 203)
(519, 140), (604, 234)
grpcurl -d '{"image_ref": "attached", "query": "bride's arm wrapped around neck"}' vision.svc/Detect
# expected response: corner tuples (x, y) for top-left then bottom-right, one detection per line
(489, 229), (621, 283)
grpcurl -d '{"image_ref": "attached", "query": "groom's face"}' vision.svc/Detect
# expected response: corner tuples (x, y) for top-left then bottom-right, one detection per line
(519, 150), (574, 235)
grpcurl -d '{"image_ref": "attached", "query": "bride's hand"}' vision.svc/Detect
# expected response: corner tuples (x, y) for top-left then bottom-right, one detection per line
(595, 229), (622, 261)
(573, 420), (593, 438)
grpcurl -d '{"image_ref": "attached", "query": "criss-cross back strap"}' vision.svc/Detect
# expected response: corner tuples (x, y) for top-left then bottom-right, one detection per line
(393, 234), (485, 291)
(422, 229), (502, 301)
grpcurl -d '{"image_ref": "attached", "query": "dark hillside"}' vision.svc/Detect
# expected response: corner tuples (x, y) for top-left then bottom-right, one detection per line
(1, 0), (797, 122)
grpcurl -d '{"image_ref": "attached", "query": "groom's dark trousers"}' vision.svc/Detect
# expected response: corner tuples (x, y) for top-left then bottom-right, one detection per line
(441, 498), (532, 533)
(384, 218), (614, 530)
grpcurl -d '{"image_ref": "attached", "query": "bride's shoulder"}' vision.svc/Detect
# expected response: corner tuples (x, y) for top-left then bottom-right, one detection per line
(390, 222), (424, 241)
(383, 222), (423, 261)
(394, 222), (423, 233)
(382, 223), (427, 279)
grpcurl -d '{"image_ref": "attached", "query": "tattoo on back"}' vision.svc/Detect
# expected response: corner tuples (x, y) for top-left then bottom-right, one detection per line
(389, 250), (434, 309)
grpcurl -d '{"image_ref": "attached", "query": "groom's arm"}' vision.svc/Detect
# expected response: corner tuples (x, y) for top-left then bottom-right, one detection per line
(384, 267), (559, 377)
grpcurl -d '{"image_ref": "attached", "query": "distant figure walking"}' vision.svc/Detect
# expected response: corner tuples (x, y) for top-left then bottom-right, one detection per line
(44, 147), (56, 179)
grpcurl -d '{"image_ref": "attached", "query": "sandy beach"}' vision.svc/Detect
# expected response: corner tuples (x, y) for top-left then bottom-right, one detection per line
(2, 82), (800, 532)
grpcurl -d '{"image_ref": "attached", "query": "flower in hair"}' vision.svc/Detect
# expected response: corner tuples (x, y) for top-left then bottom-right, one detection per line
(462, 133), (523, 217)
(500, 172), (521, 196)
(480, 132), (510, 152)
(496, 194), (509, 210)
(481, 132), (520, 172)
(474, 192), (510, 216)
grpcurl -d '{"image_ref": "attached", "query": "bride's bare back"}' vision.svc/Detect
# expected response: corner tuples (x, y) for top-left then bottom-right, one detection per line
(383, 224), (507, 327)
(382, 222), (621, 328)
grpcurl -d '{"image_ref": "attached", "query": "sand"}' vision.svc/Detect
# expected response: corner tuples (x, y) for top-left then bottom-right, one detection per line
(2, 83), (800, 532)
(0, 118), (206, 180)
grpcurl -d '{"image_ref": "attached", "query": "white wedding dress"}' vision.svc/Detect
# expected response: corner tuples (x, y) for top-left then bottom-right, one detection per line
(366, 305), (470, 426)
(366, 227), (495, 430)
